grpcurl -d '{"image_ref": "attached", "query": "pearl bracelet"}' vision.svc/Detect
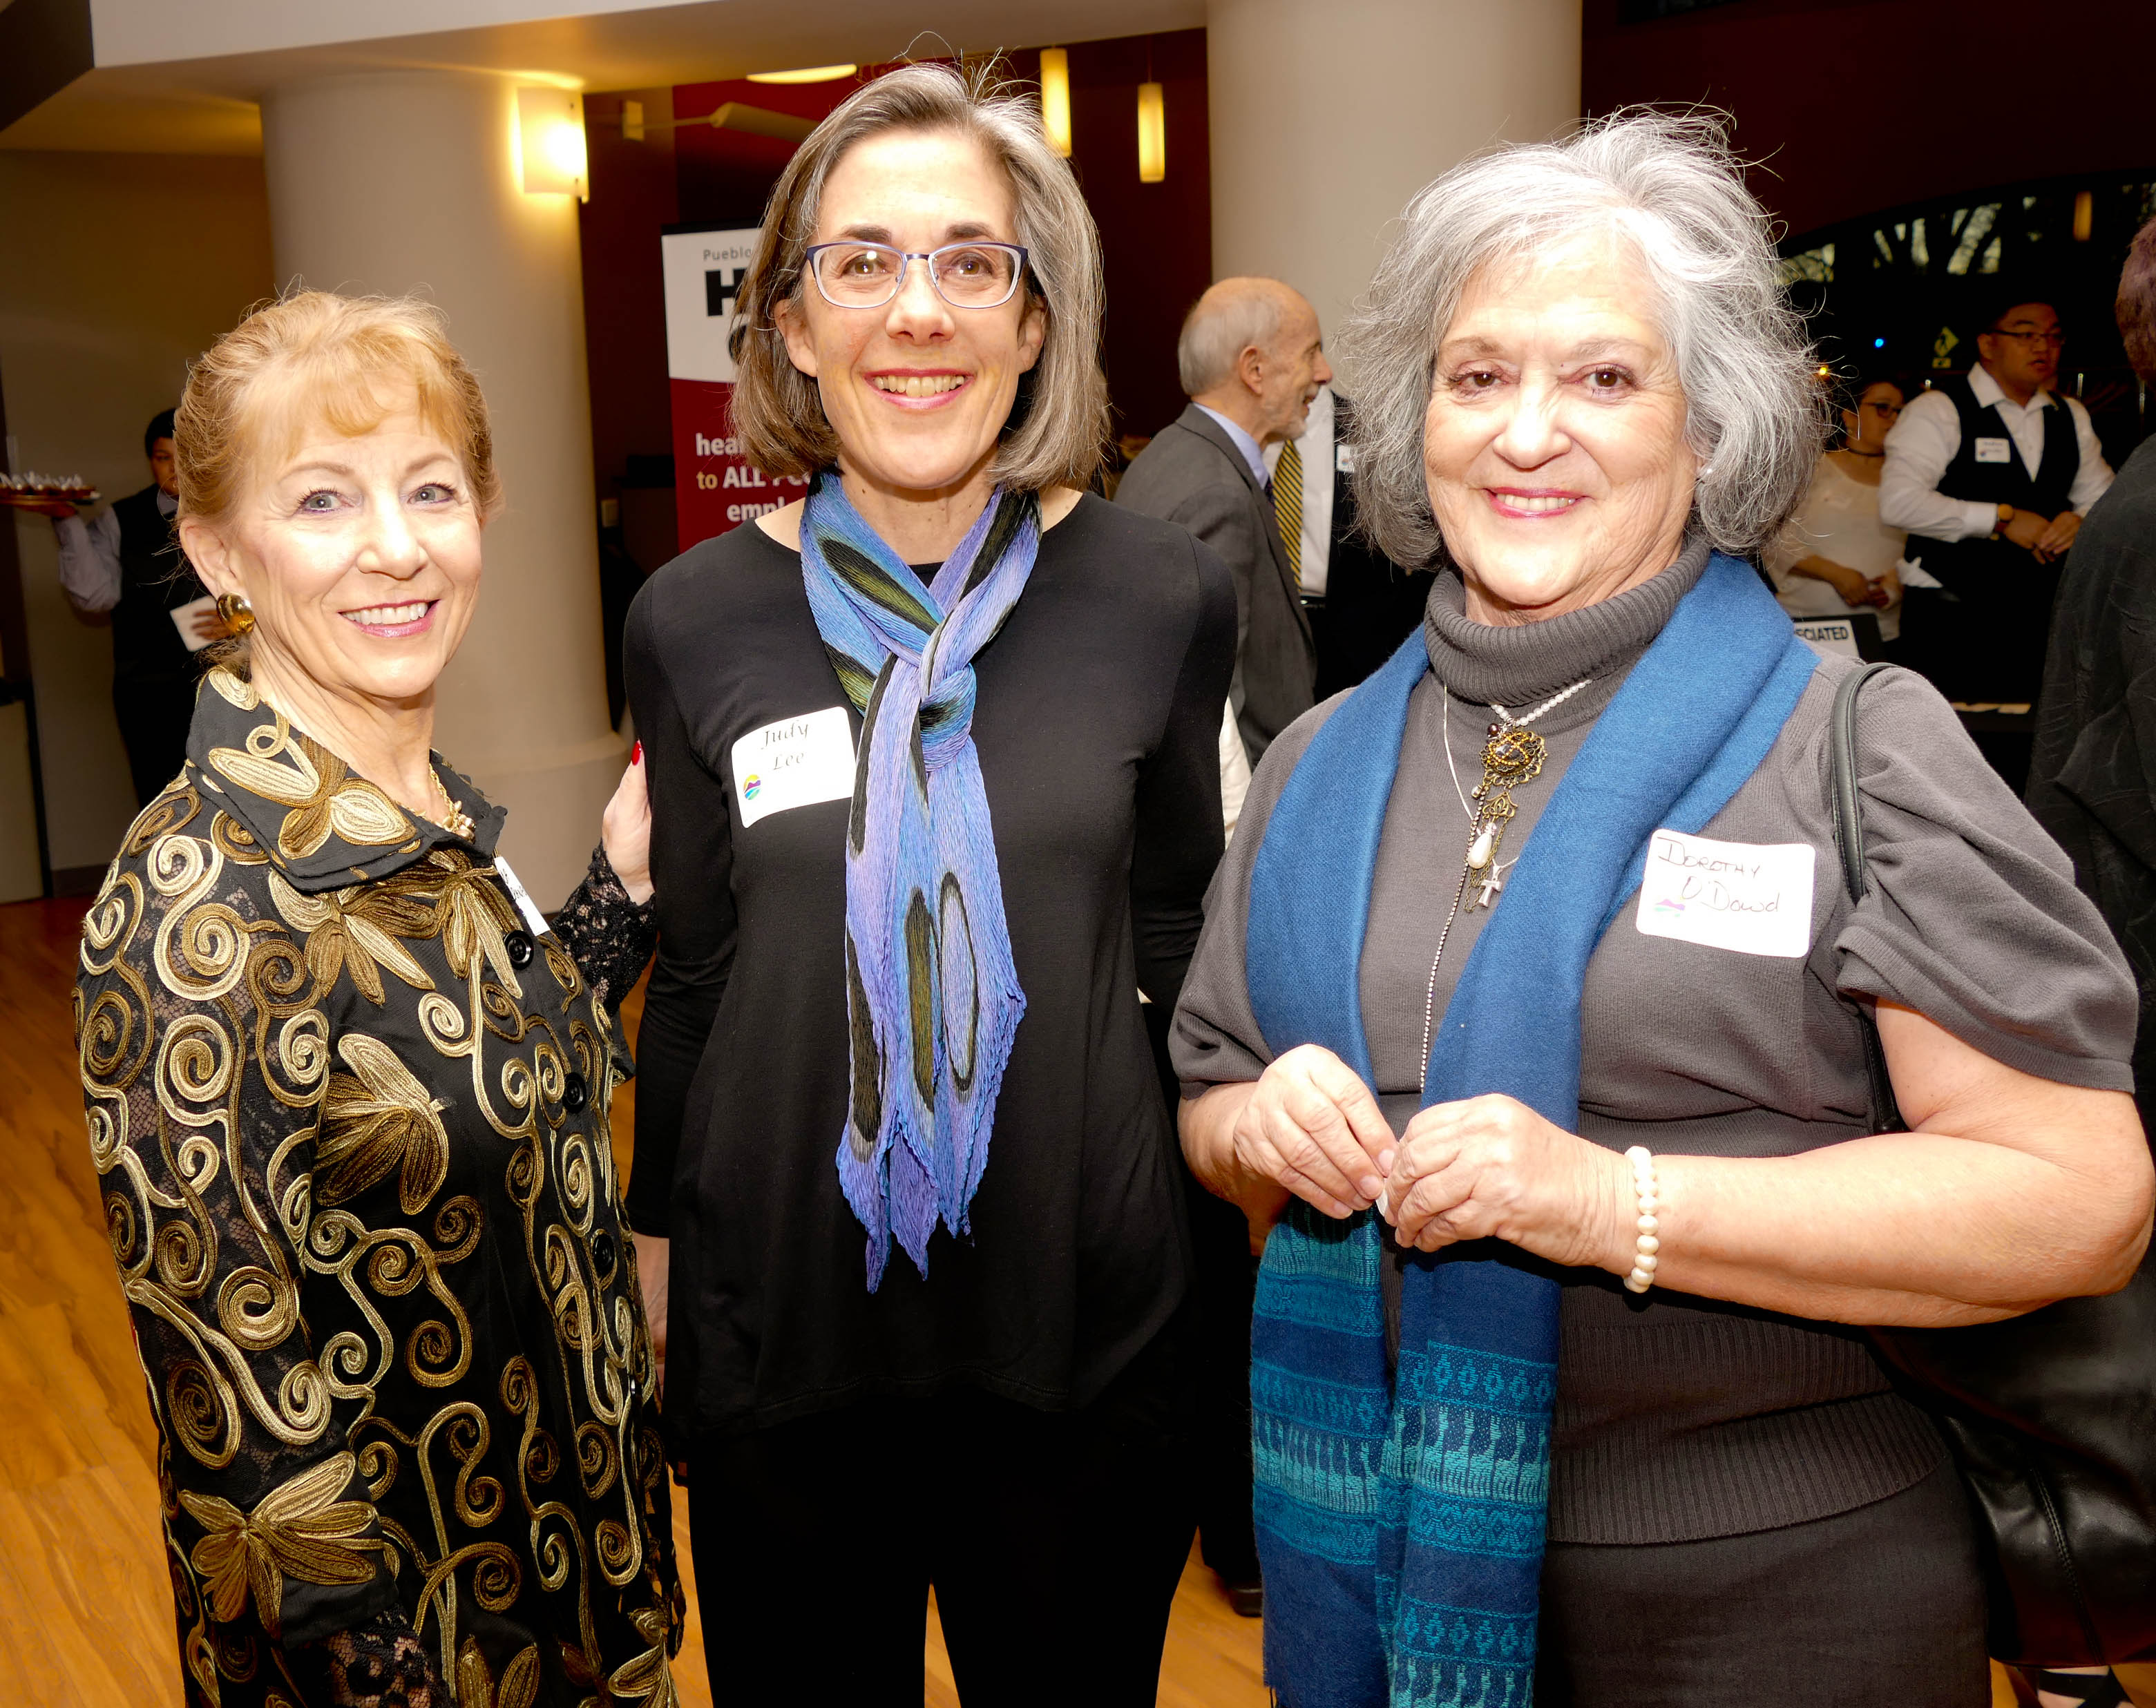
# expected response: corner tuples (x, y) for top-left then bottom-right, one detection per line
(1622, 1144), (1660, 1294)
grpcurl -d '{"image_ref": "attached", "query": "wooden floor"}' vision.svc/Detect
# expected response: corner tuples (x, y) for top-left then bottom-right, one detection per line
(0, 896), (1266, 1707)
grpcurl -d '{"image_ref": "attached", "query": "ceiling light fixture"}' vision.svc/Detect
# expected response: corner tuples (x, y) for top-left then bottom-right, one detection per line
(745, 64), (857, 84)
(1040, 48), (1071, 157)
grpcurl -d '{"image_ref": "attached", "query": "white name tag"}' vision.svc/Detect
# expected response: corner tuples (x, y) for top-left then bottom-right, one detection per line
(732, 706), (855, 829)
(1634, 829), (1815, 959)
(1974, 436), (2014, 464)
(493, 856), (554, 939)
(1334, 441), (1355, 474)
(1792, 617), (1860, 658)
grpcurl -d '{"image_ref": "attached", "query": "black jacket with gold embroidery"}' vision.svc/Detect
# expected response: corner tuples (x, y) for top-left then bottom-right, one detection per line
(75, 668), (678, 1707)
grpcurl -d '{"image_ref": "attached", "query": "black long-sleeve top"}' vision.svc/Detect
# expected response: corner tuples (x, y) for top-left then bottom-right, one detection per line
(625, 494), (1236, 1439)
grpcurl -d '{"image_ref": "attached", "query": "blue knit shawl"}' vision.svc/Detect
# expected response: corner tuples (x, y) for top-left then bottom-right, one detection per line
(1243, 554), (1818, 1707)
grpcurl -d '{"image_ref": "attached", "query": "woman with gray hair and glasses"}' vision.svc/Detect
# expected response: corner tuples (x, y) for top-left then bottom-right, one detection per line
(1172, 112), (2151, 1706)
(622, 61), (1234, 1705)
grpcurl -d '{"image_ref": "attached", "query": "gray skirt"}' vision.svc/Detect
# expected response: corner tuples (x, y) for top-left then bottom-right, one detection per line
(1535, 1461), (1990, 1707)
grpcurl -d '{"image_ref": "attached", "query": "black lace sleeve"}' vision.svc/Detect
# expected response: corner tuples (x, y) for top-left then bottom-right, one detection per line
(553, 842), (659, 1011)
(291, 1609), (446, 1707)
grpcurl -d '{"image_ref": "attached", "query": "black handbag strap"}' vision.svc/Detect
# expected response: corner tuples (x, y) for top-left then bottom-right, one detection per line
(1827, 662), (1909, 1135)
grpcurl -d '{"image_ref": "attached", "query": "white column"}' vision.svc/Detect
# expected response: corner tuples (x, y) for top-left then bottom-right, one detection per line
(1206, 0), (1582, 363)
(261, 71), (621, 905)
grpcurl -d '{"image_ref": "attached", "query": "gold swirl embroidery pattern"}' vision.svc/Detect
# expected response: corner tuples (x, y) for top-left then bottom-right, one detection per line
(79, 699), (678, 1706)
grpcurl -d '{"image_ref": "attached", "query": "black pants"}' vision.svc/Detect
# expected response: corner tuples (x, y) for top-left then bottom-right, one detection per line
(1536, 1461), (1989, 1707)
(686, 1327), (1195, 1707)
(113, 674), (195, 807)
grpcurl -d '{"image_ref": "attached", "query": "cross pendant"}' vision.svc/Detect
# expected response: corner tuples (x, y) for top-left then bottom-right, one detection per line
(1474, 872), (1502, 910)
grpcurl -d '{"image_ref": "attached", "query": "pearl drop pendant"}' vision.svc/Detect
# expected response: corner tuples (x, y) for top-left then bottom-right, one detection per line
(1466, 823), (1495, 869)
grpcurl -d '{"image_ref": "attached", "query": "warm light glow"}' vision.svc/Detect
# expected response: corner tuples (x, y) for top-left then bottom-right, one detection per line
(2074, 189), (2094, 242)
(517, 86), (588, 201)
(745, 64), (856, 84)
(1040, 48), (1071, 157)
(1137, 80), (1165, 183)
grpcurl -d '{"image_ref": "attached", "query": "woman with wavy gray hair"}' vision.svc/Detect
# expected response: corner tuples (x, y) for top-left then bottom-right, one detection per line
(622, 61), (1234, 1705)
(1172, 113), (2150, 1706)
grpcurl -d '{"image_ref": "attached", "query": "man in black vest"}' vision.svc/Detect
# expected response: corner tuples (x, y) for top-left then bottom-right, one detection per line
(35, 408), (221, 803)
(1880, 296), (2114, 703)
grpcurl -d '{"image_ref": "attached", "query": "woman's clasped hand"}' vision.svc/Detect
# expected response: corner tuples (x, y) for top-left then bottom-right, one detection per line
(1204, 1048), (1630, 1268)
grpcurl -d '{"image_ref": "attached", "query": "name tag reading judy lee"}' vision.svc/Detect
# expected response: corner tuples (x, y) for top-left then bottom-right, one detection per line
(1634, 828), (1815, 959)
(732, 706), (856, 829)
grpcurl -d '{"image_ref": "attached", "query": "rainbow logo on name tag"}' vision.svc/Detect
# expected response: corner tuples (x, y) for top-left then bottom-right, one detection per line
(743, 774), (761, 800)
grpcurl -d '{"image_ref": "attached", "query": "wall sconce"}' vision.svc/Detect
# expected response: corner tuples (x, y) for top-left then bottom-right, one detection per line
(746, 64), (857, 84)
(1137, 81), (1165, 183)
(2073, 189), (2093, 242)
(517, 87), (588, 201)
(1040, 48), (1071, 157)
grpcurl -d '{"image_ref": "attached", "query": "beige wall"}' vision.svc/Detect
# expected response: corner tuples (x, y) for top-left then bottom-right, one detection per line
(0, 150), (274, 878)
(262, 72), (624, 908)
(1206, 0), (1581, 372)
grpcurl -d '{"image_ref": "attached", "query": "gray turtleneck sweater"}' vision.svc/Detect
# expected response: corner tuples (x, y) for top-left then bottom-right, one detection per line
(1172, 545), (2136, 1545)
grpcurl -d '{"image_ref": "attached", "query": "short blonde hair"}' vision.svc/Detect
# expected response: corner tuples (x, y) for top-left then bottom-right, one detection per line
(726, 61), (1107, 490)
(175, 290), (499, 530)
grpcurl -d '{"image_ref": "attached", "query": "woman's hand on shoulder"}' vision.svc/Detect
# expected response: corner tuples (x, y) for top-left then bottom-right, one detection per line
(1383, 1095), (1631, 1272)
(1192, 1044), (1396, 1222)
(601, 745), (654, 905)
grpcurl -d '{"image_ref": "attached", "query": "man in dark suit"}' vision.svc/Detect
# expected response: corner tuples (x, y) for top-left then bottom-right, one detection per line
(1267, 384), (1429, 697)
(1116, 276), (1328, 767)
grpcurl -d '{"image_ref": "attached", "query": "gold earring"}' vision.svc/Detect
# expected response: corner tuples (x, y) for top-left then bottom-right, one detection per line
(216, 593), (256, 635)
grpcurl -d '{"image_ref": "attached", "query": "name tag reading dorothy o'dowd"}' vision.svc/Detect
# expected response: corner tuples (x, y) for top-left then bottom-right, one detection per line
(1634, 828), (1815, 959)
(732, 706), (855, 829)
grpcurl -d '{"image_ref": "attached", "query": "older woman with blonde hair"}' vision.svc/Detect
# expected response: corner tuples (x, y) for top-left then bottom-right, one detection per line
(1172, 115), (2151, 1707)
(623, 59), (1234, 1707)
(75, 291), (678, 1707)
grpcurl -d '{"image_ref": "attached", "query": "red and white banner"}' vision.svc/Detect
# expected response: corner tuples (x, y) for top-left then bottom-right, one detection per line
(661, 225), (808, 553)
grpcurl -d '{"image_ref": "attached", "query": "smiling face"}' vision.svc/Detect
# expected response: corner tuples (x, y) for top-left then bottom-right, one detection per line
(776, 127), (1046, 505)
(180, 396), (483, 717)
(1424, 229), (1697, 625)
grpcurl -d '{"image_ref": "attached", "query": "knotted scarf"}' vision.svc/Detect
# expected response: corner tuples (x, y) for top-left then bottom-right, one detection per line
(799, 472), (1035, 1289)
(1243, 553), (1820, 1706)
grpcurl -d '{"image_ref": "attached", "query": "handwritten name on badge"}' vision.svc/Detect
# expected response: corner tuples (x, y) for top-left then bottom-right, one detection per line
(1634, 828), (1815, 959)
(731, 706), (855, 829)
(1974, 436), (2014, 465)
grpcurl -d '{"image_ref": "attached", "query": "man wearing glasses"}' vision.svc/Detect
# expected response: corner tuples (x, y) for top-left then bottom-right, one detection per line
(1881, 296), (2114, 704)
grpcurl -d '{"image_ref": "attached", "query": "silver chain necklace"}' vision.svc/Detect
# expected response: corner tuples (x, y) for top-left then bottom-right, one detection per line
(1418, 677), (1592, 1071)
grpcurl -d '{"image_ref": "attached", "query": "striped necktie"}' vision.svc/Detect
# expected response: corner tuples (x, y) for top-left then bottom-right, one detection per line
(1274, 439), (1303, 579)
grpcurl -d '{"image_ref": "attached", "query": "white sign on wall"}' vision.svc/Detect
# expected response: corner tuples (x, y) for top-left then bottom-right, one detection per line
(661, 227), (761, 383)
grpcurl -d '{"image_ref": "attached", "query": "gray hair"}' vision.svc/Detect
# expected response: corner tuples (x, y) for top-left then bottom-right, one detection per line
(1341, 110), (1826, 568)
(1177, 279), (1286, 396)
(727, 61), (1108, 490)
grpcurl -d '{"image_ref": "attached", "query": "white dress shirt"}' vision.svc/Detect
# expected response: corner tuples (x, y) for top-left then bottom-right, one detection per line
(1878, 364), (2113, 544)
(51, 488), (178, 614)
(1263, 384), (1337, 597)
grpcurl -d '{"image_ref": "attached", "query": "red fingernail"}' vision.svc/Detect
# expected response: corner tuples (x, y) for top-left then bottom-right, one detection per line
(632, 742), (643, 765)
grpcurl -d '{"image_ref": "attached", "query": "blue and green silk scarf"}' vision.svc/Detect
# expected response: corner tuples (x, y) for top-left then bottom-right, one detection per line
(1243, 553), (1819, 1706)
(799, 473), (1036, 1289)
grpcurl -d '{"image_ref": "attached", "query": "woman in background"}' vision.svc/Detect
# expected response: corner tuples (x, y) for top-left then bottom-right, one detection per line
(1766, 372), (1907, 639)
